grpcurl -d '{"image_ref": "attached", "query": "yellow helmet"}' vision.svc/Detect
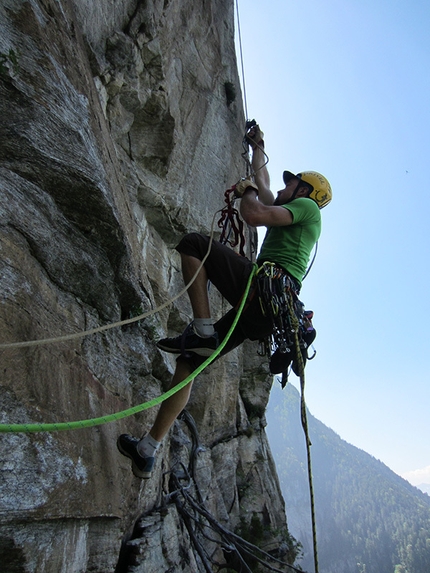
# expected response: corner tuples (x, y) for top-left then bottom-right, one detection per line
(283, 170), (332, 209)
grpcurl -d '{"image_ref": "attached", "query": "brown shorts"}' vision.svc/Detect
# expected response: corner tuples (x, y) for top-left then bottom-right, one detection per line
(176, 233), (274, 369)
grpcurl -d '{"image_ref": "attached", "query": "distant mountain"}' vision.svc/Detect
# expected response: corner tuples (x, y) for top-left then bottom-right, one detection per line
(417, 483), (430, 495)
(266, 382), (430, 573)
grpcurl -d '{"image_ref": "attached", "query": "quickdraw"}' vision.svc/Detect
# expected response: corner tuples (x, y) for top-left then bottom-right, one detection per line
(218, 185), (246, 256)
(256, 262), (316, 387)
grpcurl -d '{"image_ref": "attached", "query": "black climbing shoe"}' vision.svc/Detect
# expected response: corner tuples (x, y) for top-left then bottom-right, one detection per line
(157, 325), (219, 357)
(117, 434), (154, 479)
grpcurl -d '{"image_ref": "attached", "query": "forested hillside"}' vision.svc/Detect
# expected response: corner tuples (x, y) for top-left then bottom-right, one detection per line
(266, 382), (430, 573)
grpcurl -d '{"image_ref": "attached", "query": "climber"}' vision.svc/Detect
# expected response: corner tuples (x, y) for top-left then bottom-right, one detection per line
(117, 125), (332, 478)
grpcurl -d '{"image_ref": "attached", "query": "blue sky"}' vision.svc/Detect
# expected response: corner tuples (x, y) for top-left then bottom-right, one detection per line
(235, 0), (430, 487)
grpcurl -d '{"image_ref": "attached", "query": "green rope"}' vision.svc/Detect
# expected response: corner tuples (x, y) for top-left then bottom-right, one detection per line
(0, 265), (257, 434)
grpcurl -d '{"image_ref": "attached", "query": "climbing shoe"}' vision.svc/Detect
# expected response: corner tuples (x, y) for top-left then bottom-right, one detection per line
(117, 434), (154, 479)
(157, 325), (219, 357)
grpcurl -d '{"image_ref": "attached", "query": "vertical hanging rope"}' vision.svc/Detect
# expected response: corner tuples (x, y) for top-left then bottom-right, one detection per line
(287, 294), (319, 573)
(300, 377), (319, 573)
(235, 0), (248, 119)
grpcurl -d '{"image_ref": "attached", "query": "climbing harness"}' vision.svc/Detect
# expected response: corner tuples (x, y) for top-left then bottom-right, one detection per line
(256, 262), (316, 387)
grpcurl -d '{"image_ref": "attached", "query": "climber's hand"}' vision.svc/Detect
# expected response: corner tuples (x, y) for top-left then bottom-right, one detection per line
(246, 125), (264, 149)
(234, 177), (259, 198)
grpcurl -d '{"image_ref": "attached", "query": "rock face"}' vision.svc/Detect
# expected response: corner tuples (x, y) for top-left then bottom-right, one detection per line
(0, 1), (298, 571)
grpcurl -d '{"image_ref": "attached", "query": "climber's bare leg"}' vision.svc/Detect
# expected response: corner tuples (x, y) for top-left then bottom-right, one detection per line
(149, 359), (194, 442)
(181, 253), (211, 318)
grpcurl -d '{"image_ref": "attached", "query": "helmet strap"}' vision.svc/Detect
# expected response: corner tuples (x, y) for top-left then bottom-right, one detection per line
(289, 182), (309, 203)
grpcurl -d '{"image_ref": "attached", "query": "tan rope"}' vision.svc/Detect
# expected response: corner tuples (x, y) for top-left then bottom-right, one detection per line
(0, 210), (223, 350)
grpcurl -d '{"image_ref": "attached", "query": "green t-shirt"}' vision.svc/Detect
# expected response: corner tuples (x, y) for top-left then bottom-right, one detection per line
(257, 197), (321, 285)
